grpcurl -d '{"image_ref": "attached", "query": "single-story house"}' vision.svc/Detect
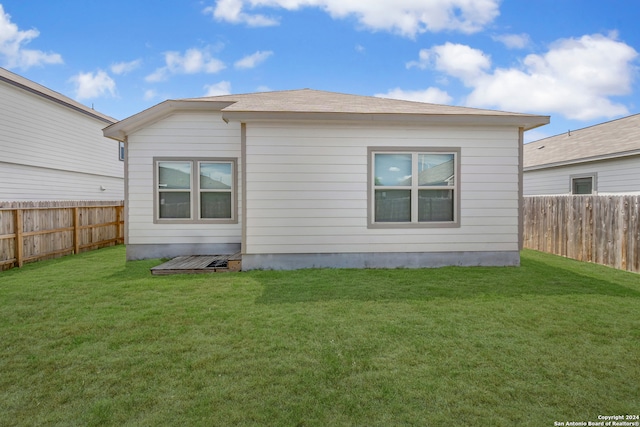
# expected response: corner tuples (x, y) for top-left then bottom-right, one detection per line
(103, 89), (549, 270)
(524, 113), (640, 195)
(0, 67), (124, 203)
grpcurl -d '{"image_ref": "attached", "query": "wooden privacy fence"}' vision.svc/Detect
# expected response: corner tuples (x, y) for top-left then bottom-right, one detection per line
(523, 195), (640, 273)
(0, 202), (124, 271)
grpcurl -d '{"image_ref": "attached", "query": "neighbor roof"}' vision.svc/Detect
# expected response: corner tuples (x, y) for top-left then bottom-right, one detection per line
(104, 89), (549, 141)
(0, 67), (116, 124)
(524, 113), (640, 170)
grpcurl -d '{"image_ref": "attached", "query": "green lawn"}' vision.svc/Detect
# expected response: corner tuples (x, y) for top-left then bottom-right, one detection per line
(1, 246), (638, 426)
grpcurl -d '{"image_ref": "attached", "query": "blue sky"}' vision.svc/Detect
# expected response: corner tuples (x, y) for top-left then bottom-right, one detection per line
(1, 0), (638, 142)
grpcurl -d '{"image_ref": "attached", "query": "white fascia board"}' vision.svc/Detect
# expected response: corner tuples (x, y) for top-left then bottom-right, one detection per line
(221, 111), (550, 130)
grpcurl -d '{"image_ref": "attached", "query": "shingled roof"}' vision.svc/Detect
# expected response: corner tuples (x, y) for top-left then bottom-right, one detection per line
(104, 89), (549, 141)
(184, 89), (534, 116)
(524, 113), (640, 170)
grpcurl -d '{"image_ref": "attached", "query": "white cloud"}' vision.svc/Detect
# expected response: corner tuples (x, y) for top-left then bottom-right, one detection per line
(389, 167), (400, 172)
(234, 50), (273, 69)
(146, 47), (226, 82)
(408, 42), (491, 85)
(492, 33), (531, 49)
(143, 89), (158, 100)
(203, 0), (279, 27)
(415, 33), (638, 121)
(0, 4), (63, 69)
(203, 0), (500, 37)
(406, 49), (430, 70)
(111, 59), (142, 75)
(375, 87), (453, 105)
(69, 70), (116, 100)
(204, 80), (232, 96)
(145, 68), (168, 83)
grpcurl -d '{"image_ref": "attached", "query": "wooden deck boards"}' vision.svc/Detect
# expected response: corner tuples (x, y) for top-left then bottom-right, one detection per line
(150, 253), (241, 275)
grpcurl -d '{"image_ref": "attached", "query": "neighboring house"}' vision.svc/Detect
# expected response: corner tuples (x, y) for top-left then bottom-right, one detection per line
(103, 89), (548, 269)
(523, 113), (640, 195)
(0, 67), (124, 202)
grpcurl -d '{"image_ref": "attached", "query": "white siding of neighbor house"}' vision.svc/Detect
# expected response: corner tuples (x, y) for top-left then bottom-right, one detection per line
(126, 111), (242, 247)
(523, 156), (640, 195)
(0, 80), (123, 201)
(244, 122), (521, 255)
(0, 163), (124, 201)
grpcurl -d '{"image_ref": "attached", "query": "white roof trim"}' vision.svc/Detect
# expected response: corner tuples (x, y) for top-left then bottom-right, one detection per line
(220, 110), (548, 130)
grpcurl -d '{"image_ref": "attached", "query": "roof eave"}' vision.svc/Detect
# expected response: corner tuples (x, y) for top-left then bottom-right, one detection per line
(103, 99), (233, 141)
(522, 118), (551, 131)
(524, 148), (640, 171)
(221, 111), (550, 129)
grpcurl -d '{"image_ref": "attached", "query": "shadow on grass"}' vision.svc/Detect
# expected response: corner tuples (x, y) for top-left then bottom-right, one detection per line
(0, 251), (83, 275)
(102, 258), (166, 282)
(254, 256), (640, 305)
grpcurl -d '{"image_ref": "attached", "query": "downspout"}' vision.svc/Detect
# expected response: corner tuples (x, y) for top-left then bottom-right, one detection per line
(241, 123), (247, 255)
(518, 127), (524, 252)
(123, 136), (129, 246)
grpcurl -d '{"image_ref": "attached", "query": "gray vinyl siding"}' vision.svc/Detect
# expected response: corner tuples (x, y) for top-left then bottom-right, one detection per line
(0, 162), (123, 201)
(523, 156), (640, 195)
(0, 80), (123, 201)
(244, 122), (521, 255)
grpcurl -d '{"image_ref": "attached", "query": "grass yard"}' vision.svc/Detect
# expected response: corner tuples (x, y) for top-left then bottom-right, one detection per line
(0, 246), (639, 426)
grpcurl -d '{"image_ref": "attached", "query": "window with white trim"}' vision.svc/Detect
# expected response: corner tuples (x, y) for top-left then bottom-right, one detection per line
(369, 148), (459, 227)
(155, 158), (237, 223)
(571, 174), (595, 195)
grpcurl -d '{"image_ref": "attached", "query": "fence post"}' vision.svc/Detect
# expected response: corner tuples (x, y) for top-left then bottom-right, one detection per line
(116, 205), (123, 244)
(73, 207), (80, 254)
(14, 209), (23, 268)
(621, 197), (629, 271)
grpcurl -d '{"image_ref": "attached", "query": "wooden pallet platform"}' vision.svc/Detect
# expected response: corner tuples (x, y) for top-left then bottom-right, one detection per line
(150, 252), (242, 275)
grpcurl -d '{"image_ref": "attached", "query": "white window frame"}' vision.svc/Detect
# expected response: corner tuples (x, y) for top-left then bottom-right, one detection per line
(368, 147), (461, 229)
(153, 157), (238, 224)
(570, 173), (597, 195)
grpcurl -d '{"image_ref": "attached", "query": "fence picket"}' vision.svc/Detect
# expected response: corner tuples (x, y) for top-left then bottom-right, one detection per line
(523, 195), (640, 273)
(0, 202), (124, 271)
